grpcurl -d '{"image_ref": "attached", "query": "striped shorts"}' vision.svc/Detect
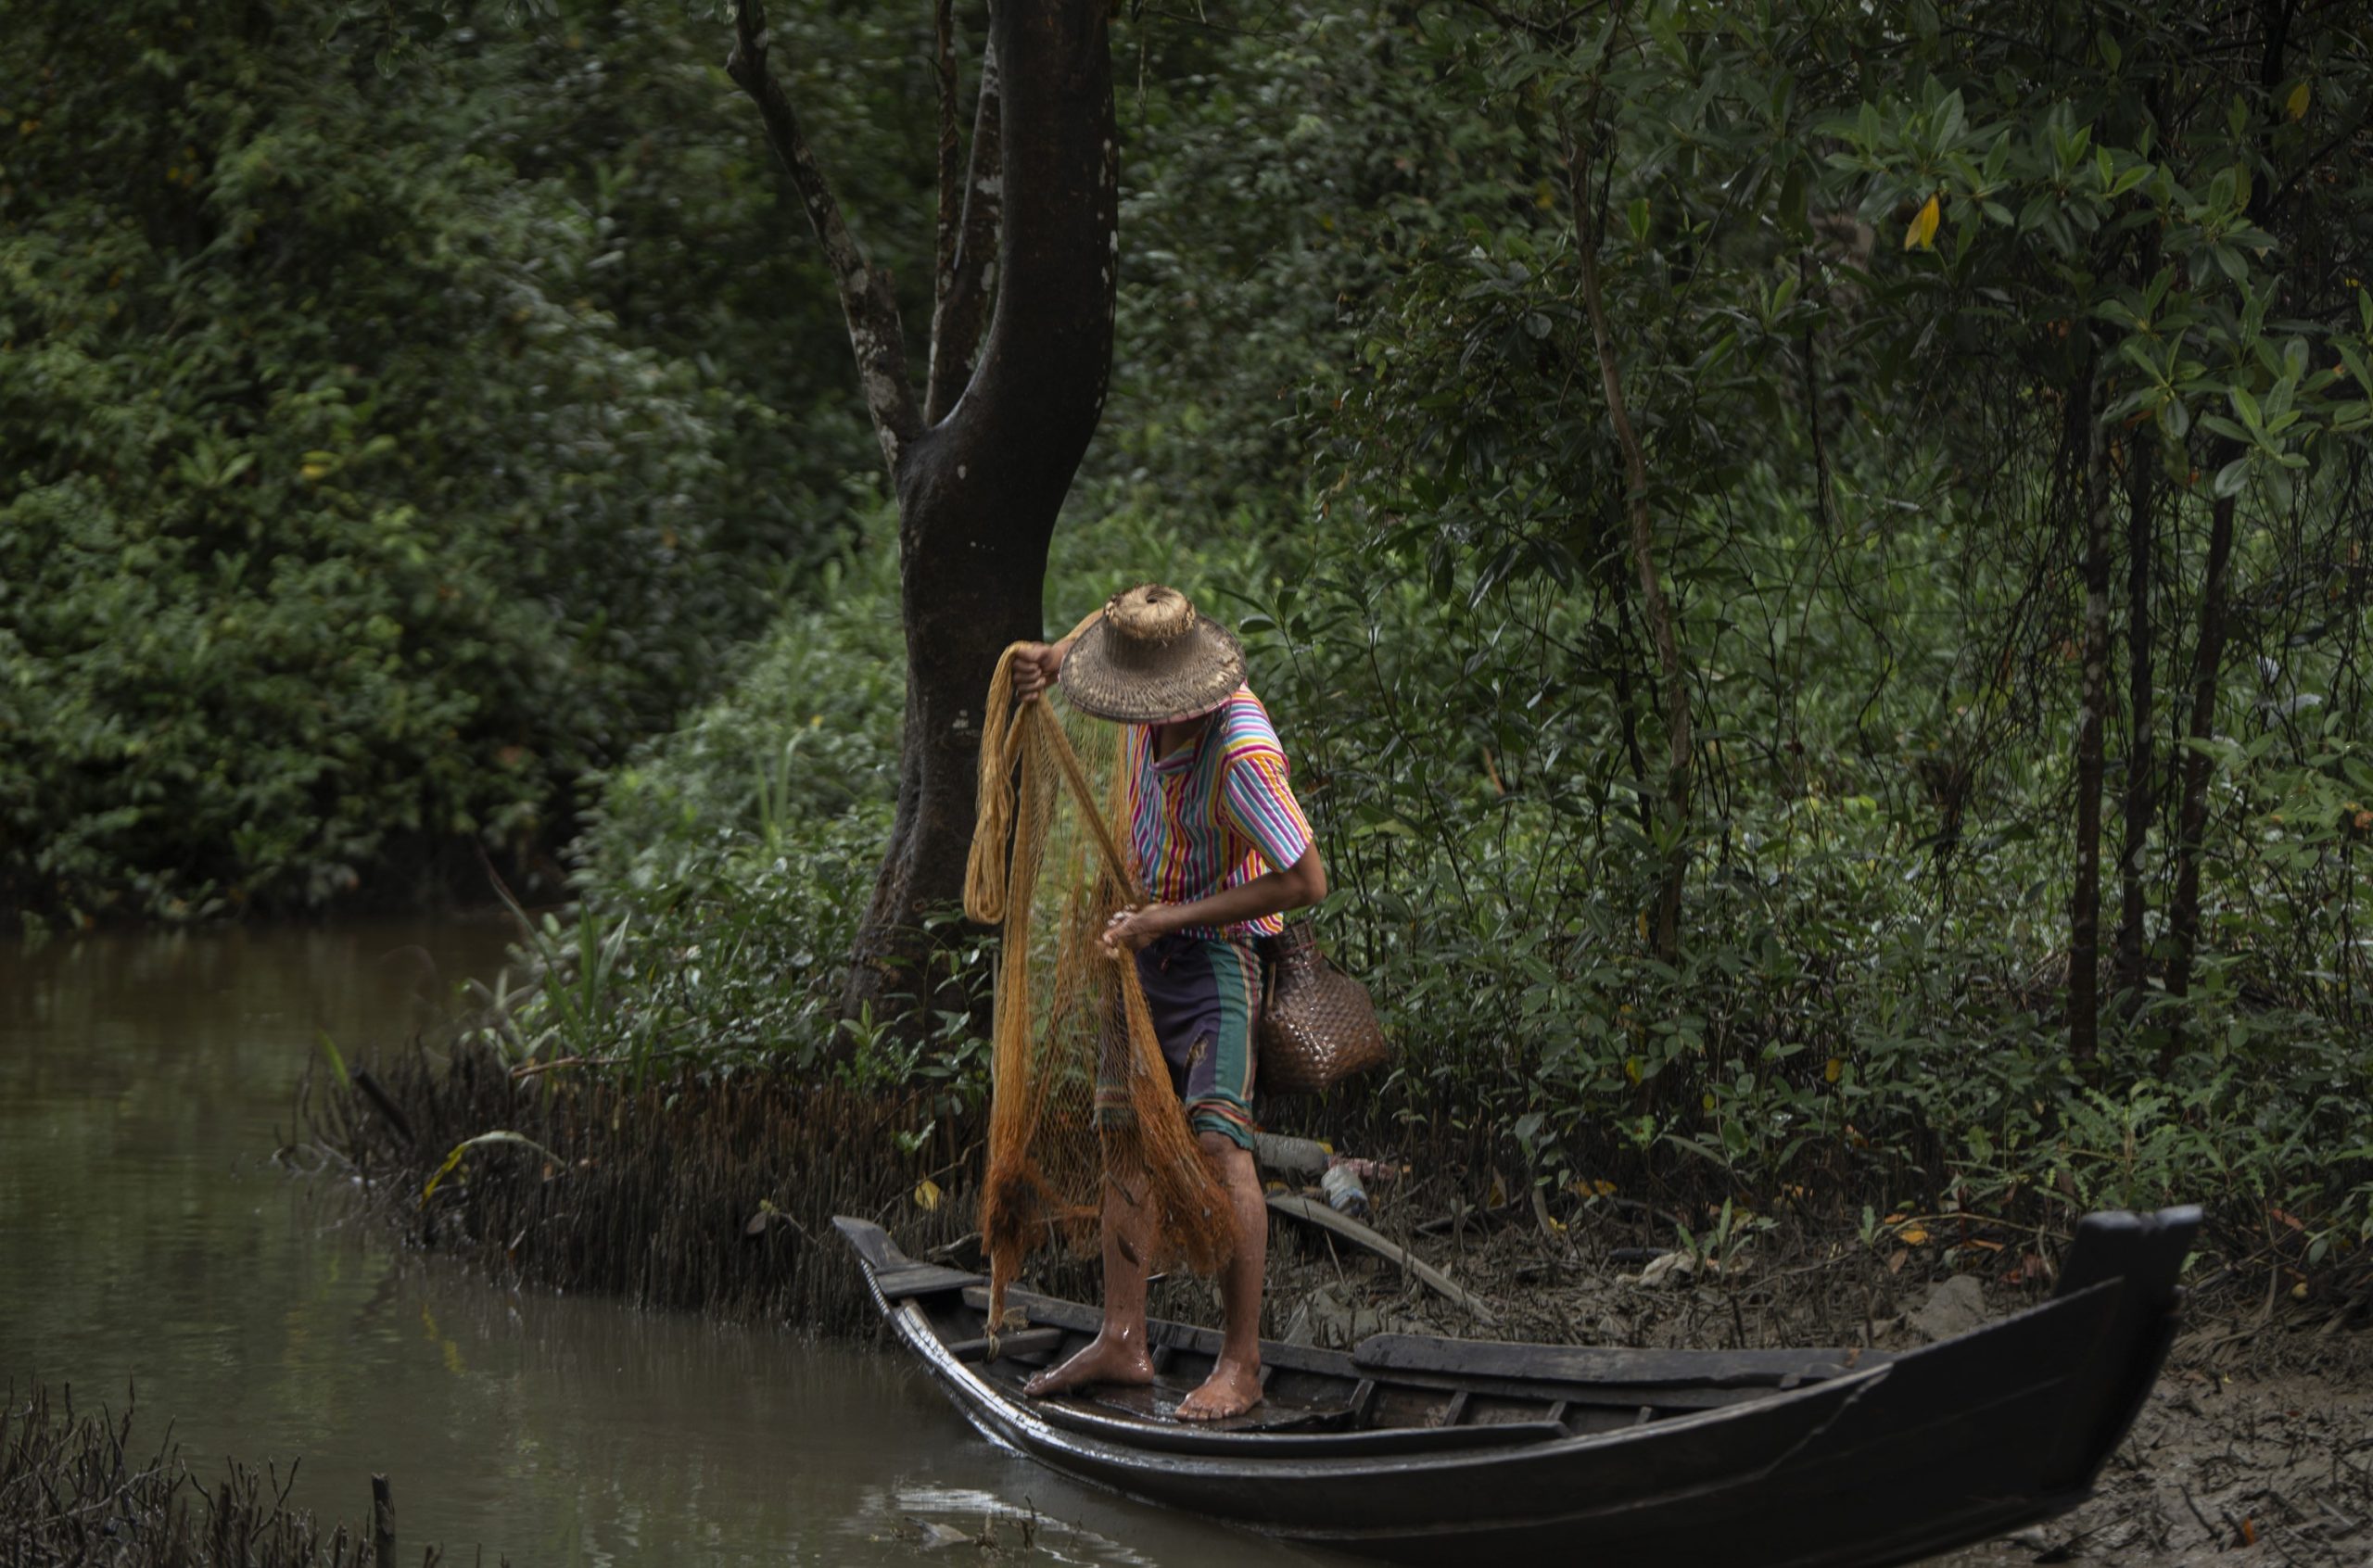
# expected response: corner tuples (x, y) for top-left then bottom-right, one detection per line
(1095, 931), (1260, 1150)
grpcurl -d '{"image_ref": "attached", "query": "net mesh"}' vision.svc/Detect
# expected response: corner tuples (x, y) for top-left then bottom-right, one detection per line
(964, 644), (1236, 1329)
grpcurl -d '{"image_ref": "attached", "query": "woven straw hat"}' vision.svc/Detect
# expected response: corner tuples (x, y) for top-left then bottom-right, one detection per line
(1060, 583), (1246, 724)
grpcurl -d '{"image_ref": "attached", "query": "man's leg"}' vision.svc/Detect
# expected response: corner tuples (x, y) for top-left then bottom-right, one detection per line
(1023, 1171), (1157, 1397)
(1176, 1130), (1267, 1421)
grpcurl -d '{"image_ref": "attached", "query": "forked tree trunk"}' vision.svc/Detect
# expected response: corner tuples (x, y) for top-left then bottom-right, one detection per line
(729, 0), (1117, 1036)
(2159, 0), (2291, 1050)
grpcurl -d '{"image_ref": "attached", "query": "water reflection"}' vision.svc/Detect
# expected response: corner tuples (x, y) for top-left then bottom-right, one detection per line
(0, 923), (1335, 1565)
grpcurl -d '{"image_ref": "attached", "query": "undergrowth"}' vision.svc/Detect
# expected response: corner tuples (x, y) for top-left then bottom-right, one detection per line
(440, 495), (2373, 1311)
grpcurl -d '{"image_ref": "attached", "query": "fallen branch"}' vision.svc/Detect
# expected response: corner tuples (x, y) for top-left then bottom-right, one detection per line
(1266, 1193), (1497, 1324)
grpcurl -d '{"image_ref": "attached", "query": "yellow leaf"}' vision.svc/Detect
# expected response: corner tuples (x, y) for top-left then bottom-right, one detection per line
(1624, 1055), (1643, 1085)
(1904, 193), (1941, 251)
(1898, 1225), (1931, 1246)
(1824, 1056), (1844, 1083)
(913, 1177), (943, 1211)
(2286, 81), (2311, 120)
(1701, 1092), (1717, 1112)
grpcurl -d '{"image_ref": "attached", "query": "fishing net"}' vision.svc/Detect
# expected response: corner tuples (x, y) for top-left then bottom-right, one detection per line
(964, 643), (1236, 1330)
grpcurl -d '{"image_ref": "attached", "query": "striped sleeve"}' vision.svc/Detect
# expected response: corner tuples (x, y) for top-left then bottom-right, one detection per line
(1216, 699), (1314, 872)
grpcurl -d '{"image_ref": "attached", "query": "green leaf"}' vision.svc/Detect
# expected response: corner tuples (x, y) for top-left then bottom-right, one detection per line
(1934, 89), (1964, 150)
(2212, 457), (2252, 499)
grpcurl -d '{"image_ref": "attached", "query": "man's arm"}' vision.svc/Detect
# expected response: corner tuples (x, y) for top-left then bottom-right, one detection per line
(1101, 846), (1326, 956)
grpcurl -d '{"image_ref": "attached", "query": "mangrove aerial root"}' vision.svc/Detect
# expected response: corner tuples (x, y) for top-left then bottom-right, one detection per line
(319, 1044), (979, 1334)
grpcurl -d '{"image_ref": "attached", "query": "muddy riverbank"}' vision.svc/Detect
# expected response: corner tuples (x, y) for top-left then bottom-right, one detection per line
(1245, 1217), (2373, 1565)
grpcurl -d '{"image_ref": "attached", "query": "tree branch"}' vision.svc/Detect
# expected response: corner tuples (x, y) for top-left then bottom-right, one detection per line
(932, 0), (960, 337)
(2069, 367), (2113, 1064)
(927, 39), (1004, 424)
(1565, 122), (1691, 965)
(727, 0), (921, 472)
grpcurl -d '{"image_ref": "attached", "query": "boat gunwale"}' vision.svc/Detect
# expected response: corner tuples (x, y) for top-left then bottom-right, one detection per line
(872, 1246), (2131, 1464)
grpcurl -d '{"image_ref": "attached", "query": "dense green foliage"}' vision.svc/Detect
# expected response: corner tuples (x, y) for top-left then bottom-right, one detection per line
(11, 0), (2373, 1283)
(1, 1), (909, 918)
(512, 1), (2373, 1283)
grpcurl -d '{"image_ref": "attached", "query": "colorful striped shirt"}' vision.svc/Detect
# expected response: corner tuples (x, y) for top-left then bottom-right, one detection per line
(1124, 687), (1315, 940)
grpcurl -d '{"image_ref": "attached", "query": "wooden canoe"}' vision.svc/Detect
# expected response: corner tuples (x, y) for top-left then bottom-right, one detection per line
(834, 1205), (2198, 1566)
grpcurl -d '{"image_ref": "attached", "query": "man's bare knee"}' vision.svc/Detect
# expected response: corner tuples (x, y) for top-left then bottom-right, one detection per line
(1197, 1130), (1255, 1177)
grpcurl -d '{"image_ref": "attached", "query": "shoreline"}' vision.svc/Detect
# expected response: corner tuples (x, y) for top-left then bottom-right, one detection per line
(315, 1048), (2373, 1563)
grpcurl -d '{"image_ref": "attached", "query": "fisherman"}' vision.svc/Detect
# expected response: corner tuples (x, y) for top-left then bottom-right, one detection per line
(1008, 582), (1326, 1421)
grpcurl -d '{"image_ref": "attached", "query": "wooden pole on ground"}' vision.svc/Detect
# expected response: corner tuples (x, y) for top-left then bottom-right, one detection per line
(371, 1473), (396, 1568)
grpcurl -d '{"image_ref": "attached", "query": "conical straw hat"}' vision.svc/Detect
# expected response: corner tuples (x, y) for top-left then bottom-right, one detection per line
(1059, 583), (1246, 724)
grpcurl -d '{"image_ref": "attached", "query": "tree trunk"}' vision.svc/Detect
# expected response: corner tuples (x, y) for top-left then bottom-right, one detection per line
(2113, 449), (2157, 1003)
(2164, 485), (2239, 1015)
(1566, 135), (1690, 965)
(2069, 377), (2113, 1063)
(728, 0), (1117, 1037)
(844, 2), (1118, 1029)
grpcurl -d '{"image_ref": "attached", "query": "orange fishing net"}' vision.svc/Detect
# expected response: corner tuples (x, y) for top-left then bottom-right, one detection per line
(964, 643), (1235, 1329)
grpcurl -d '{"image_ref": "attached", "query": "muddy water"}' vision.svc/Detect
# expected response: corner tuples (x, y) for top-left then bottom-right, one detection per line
(0, 923), (1331, 1565)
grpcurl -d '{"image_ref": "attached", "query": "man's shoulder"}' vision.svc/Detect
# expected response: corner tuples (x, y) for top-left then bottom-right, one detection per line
(1214, 688), (1288, 760)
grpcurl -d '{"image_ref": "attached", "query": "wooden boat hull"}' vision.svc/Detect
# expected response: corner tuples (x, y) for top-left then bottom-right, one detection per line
(835, 1206), (2197, 1565)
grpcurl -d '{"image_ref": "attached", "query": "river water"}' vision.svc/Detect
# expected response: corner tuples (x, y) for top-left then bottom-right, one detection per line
(0, 922), (1331, 1565)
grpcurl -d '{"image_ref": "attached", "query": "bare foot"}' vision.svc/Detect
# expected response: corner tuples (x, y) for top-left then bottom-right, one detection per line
(1175, 1356), (1263, 1421)
(1022, 1332), (1153, 1398)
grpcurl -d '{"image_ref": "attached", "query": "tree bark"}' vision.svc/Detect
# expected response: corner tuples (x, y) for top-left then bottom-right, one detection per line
(928, 36), (1003, 424)
(1566, 134), (1689, 964)
(844, 1), (1119, 1028)
(2164, 485), (2239, 1013)
(2113, 449), (2157, 1002)
(728, 0), (1116, 1036)
(2069, 375), (2113, 1063)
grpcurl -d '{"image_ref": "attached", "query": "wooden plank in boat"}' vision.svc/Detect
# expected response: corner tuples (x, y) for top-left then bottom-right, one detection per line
(872, 1263), (983, 1299)
(1352, 1333), (1884, 1390)
(946, 1327), (1065, 1362)
(961, 1285), (1362, 1380)
(1023, 1386), (1574, 1456)
(1062, 1377), (1351, 1433)
(964, 1285), (1803, 1411)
